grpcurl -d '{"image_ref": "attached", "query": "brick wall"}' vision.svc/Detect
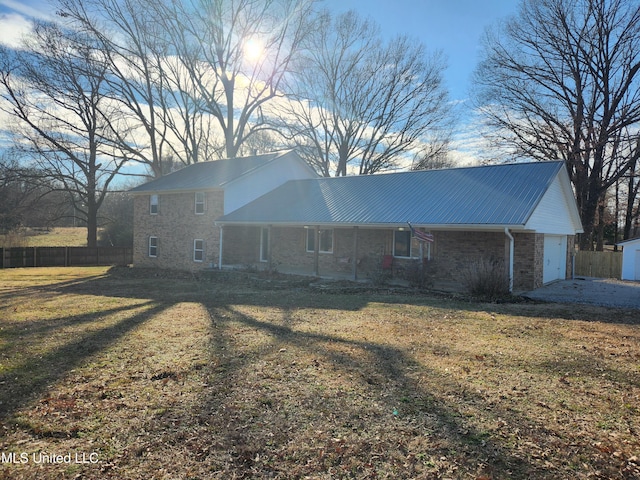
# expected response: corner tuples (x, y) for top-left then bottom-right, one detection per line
(512, 232), (544, 291)
(132, 190), (223, 270)
(264, 227), (538, 287)
(222, 226), (261, 264)
(427, 230), (506, 284)
(267, 227), (394, 275)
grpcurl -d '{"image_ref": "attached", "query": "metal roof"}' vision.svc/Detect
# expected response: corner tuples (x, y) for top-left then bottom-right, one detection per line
(217, 161), (566, 228)
(129, 150), (295, 193)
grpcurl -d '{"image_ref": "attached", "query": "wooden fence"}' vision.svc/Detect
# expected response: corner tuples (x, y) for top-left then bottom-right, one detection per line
(0, 246), (132, 268)
(574, 251), (622, 279)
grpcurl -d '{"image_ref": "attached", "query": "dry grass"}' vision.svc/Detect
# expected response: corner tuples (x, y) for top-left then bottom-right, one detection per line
(0, 228), (89, 248)
(0, 267), (639, 479)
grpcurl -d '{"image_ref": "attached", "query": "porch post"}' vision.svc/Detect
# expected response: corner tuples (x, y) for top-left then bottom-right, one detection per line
(267, 225), (272, 271)
(352, 226), (359, 281)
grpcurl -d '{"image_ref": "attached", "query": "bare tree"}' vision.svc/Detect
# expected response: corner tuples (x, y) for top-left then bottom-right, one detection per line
(0, 21), (129, 247)
(0, 154), (73, 233)
(473, 0), (640, 250)
(278, 10), (451, 176)
(410, 137), (454, 171)
(0, 155), (35, 232)
(154, 0), (315, 160)
(58, 0), (221, 176)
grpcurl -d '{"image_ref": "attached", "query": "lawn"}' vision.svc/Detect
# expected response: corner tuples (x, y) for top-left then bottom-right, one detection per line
(0, 267), (638, 479)
(0, 227), (89, 247)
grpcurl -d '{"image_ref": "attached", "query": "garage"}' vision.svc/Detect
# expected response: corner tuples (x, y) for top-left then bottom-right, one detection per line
(543, 234), (567, 284)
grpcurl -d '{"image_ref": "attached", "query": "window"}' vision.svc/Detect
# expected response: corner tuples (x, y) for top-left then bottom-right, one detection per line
(306, 228), (333, 253)
(148, 236), (158, 257)
(193, 239), (204, 262)
(393, 230), (412, 257)
(150, 194), (158, 214)
(195, 192), (205, 214)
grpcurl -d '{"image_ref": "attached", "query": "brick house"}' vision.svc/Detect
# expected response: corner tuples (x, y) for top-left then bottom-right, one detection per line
(130, 151), (583, 291)
(129, 150), (318, 271)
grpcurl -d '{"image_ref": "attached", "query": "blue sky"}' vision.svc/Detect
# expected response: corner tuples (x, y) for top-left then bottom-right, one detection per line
(321, 0), (519, 102)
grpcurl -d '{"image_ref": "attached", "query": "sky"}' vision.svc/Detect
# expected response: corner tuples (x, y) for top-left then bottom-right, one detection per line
(0, 0), (518, 101)
(0, 0), (521, 165)
(320, 0), (519, 102)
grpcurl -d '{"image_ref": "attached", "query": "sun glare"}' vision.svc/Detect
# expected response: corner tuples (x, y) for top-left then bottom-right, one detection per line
(243, 38), (264, 62)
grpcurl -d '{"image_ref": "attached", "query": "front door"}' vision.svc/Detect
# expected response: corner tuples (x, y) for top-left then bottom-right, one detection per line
(634, 249), (640, 281)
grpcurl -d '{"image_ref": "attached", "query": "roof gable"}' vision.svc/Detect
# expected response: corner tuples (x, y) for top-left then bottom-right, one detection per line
(617, 237), (640, 247)
(525, 166), (583, 234)
(129, 150), (301, 194)
(218, 161), (576, 230)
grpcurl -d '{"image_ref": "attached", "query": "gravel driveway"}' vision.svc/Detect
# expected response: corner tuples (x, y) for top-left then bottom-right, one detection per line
(522, 277), (640, 309)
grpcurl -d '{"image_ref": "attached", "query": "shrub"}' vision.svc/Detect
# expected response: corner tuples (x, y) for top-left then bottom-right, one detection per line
(405, 258), (439, 288)
(364, 255), (391, 285)
(461, 257), (510, 301)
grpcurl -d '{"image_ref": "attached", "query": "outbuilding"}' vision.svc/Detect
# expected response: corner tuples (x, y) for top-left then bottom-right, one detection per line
(618, 237), (640, 281)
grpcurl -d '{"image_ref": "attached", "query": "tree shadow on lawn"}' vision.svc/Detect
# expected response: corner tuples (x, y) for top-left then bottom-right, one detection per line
(41, 266), (640, 325)
(182, 301), (559, 479)
(0, 300), (168, 423)
(3, 268), (635, 477)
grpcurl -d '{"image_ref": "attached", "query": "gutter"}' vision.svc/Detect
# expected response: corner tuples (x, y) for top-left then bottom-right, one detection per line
(504, 228), (514, 293)
(213, 220), (529, 231)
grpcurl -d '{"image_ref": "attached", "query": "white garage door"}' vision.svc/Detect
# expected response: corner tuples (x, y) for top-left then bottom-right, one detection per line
(543, 235), (567, 284)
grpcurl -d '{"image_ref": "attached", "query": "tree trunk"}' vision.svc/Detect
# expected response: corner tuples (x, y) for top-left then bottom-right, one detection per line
(596, 201), (605, 252)
(86, 190), (98, 248)
(578, 190), (601, 251)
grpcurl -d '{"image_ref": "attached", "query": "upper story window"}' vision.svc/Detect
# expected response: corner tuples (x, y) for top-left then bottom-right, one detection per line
(393, 230), (412, 258)
(150, 194), (158, 215)
(306, 228), (333, 253)
(195, 192), (205, 214)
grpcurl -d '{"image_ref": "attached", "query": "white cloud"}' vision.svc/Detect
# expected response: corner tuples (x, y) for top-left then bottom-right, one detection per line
(0, 0), (55, 48)
(0, 13), (33, 48)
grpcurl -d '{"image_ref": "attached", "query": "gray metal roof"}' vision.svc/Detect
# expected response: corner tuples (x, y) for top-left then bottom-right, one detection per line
(217, 161), (566, 228)
(129, 150), (295, 193)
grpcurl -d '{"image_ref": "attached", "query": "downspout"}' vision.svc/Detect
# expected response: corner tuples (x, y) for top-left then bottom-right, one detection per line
(218, 225), (224, 270)
(504, 228), (514, 293)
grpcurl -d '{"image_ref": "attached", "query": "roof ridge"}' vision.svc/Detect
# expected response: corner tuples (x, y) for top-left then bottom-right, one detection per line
(217, 159), (572, 228)
(306, 159), (565, 182)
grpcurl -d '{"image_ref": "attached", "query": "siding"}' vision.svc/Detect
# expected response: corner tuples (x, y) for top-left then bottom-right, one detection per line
(224, 154), (318, 214)
(525, 171), (582, 234)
